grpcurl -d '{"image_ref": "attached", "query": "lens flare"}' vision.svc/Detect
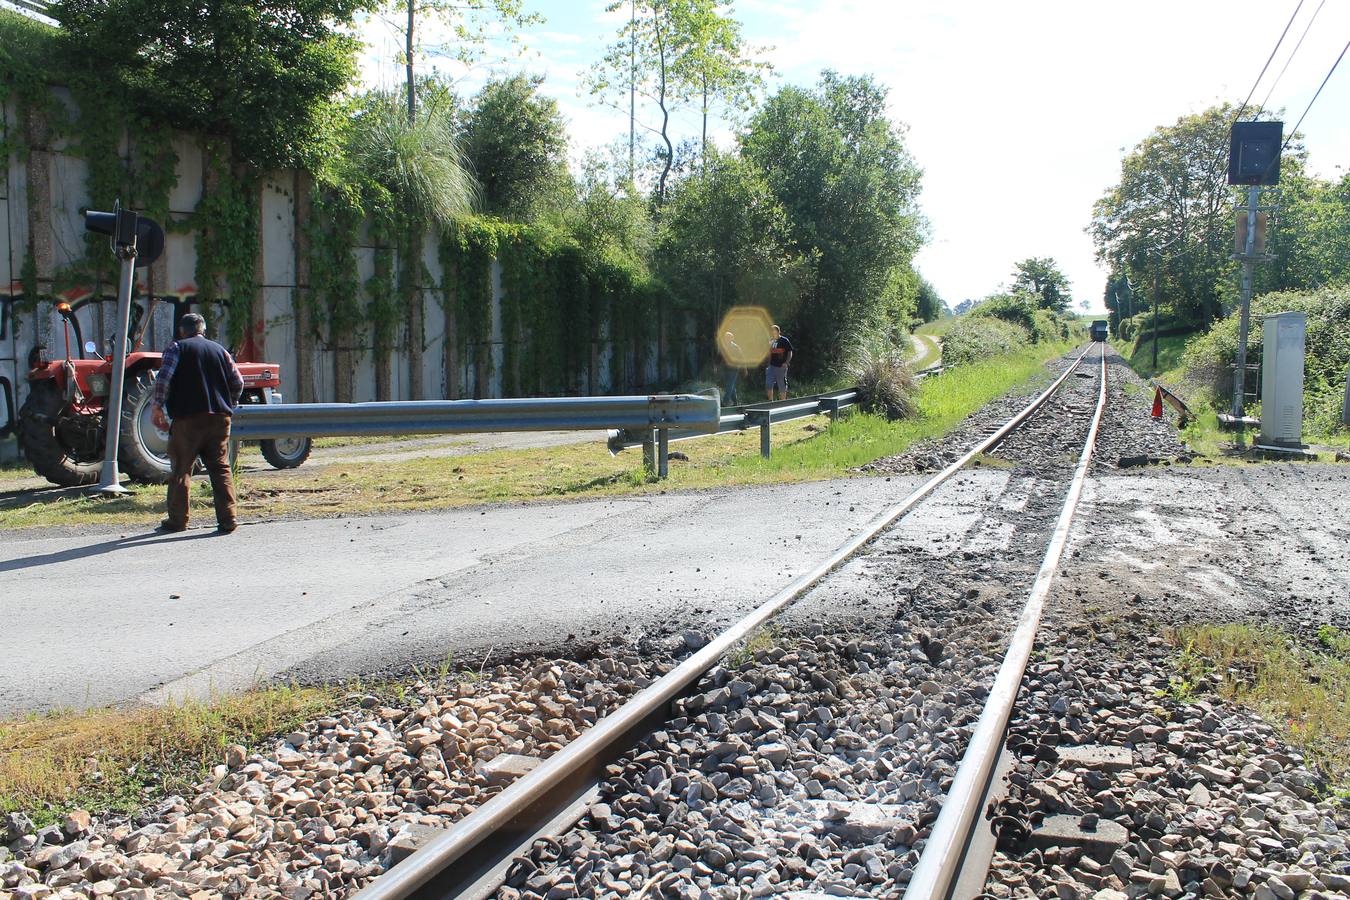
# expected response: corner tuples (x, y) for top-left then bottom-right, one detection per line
(717, 307), (774, 368)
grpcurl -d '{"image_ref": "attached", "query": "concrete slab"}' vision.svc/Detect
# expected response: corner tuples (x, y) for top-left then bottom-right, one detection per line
(1056, 745), (1134, 772)
(1, 471), (1011, 714)
(1029, 814), (1129, 861)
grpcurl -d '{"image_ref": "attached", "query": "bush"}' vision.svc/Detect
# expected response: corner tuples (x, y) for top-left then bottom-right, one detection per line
(1182, 285), (1350, 434)
(843, 334), (917, 420)
(943, 316), (1031, 367)
(971, 292), (1070, 343)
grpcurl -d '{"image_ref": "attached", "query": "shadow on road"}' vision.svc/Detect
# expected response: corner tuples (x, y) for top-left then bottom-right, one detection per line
(0, 528), (217, 573)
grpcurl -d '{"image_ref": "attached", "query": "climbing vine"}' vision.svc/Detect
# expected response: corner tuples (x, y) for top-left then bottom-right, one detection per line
(193, 142), (258, 349)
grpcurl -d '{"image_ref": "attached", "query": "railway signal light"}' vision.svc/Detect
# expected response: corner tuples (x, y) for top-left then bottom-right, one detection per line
(1227, 121), (1282, 186)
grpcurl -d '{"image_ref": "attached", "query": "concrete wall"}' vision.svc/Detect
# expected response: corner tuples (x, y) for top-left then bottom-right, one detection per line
(0, 96), (706, 462)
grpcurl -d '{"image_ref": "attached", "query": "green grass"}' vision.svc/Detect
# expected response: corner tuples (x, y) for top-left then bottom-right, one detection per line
(0, 341), (1072, 530)
(916, 317), (956, 338)
(0, 684), (336, 828)
(1170, 624), (1350, 788)
(1111, 334), (1190, 382)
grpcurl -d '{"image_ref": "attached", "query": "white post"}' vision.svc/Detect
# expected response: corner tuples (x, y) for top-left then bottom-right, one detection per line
(90, 250), (137, 495)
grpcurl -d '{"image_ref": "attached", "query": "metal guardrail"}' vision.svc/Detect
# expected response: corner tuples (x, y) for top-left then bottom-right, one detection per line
(606, 389), (861, 469)
(231, 394), (721, 478)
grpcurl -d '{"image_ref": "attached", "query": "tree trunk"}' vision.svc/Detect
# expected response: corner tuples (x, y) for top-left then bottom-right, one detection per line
(655, 18), (673, 202)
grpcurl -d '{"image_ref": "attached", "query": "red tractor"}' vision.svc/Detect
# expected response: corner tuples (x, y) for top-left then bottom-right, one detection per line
(18, 302), (312, 487)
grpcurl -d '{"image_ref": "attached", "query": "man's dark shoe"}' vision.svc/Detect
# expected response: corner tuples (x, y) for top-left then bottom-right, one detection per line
(157, 519), (186, 533)
(216, 522), (237, 535)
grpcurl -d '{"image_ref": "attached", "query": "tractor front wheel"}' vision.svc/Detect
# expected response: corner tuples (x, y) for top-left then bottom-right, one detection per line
(118, 370), (173, 484)
(17, 380), (103, 487)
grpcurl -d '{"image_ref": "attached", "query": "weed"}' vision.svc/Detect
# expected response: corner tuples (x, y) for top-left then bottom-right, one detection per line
(0, 684), (335, 827)
(728, 625), (780, 668)
(1168, 624), (1349, 788)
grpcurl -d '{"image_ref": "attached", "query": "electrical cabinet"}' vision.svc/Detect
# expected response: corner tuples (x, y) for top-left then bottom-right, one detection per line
(1259, 311), (1306, 447)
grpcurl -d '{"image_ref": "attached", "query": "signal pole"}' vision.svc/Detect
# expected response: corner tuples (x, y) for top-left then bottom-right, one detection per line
(1231, 185), (1260, 420)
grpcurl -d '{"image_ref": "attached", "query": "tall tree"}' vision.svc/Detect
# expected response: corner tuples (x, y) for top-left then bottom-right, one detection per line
(665, 0), (770, 167)
(741, 71), (925, 369)
(462, 74), (569, 220)
(587, 0), (679, 201)
(373, 0), (540, 125)
(1010, 257), (1072, 312)
(587, 0), (766, 201)
(53, 0), (369, 171)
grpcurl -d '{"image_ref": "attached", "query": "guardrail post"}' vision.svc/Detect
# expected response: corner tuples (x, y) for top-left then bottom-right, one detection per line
(641, 429), (657, 475)
(657, 427), (669, 478)
(823, 398), (840, 423)
(753, 412), (771, 458)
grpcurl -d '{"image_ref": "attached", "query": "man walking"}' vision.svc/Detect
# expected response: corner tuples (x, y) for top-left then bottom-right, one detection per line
(766, 324), (794, 400)
(151, 313), (243, 534)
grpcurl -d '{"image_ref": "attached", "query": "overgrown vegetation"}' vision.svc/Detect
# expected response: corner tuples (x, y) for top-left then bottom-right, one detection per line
(1170, 624), (1349, 788)
(843, 334), (917, 421)
(1180, 285), (1349, 435)
(0, 685), (336, 827)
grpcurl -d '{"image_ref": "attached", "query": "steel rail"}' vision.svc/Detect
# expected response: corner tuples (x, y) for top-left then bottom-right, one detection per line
(230, 394), (721, 442)
(904, 342), (1108, 900)
(353, 344), (1096, 900)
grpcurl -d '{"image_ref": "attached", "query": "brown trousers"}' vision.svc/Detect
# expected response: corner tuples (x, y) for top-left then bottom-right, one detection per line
(165, 413), (236, 530)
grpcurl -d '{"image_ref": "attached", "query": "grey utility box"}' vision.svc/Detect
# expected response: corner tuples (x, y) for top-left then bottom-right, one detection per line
(1260, 311), (1306, 448)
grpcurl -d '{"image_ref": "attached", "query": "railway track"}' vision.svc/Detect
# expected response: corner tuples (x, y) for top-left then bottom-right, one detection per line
(354, 344), (1109, 900)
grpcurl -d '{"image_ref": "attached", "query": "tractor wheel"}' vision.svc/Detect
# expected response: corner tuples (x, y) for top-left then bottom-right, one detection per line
(17, 380), (102, 487)
(119, 369), (173, 484)
(260, 436), (312, 469)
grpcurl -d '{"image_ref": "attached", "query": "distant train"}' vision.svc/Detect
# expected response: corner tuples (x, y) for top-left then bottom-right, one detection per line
(1090, 320), (1109, 342)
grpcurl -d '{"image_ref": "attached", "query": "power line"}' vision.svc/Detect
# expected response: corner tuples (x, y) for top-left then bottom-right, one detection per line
(1258, 0), (1327, 113)
(1278, 37), (1349, 157)
(1233, 0), (1306, 123)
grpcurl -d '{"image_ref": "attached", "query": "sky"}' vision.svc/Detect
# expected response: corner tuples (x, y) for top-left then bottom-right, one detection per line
(359, 1), (1350, 314)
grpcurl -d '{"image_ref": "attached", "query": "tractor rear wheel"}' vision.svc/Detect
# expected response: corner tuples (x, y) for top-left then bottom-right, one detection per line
(17, 380), (103, 487)
(260, 436), (312, 469)
(119, 369), (172, 484)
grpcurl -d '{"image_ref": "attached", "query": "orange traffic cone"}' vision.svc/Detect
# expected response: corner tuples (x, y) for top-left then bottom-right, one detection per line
(1151, 387), (1163, 418)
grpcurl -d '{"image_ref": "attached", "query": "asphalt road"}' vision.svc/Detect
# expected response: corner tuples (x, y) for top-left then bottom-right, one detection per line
(1, 471), (1015, 714)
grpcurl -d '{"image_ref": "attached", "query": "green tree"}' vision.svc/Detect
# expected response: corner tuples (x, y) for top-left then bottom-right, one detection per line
(657, 150), (800, 325)
(665, 0), (770, 166)
(462, 74), (569, 221)
(741, 71), (925, 370)
(1090, 104), (1298, 326)
(915, 275), (943, 323)
(1010, 257), (1072, 312)
(1266, 170), (1350, 292)
(53, 0), (369, 172)
(375, 0), (540, 124)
